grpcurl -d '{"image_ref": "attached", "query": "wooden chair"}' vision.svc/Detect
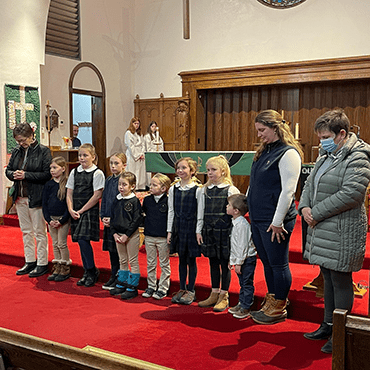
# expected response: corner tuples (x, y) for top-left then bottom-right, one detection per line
(332, 309), (370, 370)
(0, 327), (171, 370)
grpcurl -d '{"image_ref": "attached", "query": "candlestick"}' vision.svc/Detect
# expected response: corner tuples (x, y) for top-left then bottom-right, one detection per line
(295, 122), (299, 140)
(156, 127), (159, 142)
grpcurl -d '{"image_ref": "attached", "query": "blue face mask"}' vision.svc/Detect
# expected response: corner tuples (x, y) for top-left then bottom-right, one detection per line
(320, 137), (338, 153)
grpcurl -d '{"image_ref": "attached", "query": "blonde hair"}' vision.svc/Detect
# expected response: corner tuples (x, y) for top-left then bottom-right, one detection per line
(51, 156), (68, 200)
(110, 152), (127, 165)
(204, 155), (233, 188)
(254, 110), (303, 161)
(172, 157), (201, 185)
(228, 194), (248, 215)
(79, 143), (98, 165)
(127, 117), (141, 135)
(120, 171), (136, 190)
(152, 173), (171, 192)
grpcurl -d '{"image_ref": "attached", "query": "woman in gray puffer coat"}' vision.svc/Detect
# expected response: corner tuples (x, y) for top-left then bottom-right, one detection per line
(298, 109), (370, 354)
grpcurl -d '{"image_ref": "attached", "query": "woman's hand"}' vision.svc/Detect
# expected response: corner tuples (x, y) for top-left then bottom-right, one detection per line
(267, 224), (288, 243)
(13, 170), (25, 180)
(301, 207), (317, 228)
(102, 217), (110, 227)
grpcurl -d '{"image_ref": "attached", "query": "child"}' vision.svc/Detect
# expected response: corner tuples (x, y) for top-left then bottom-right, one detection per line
(226, 194), (256, 319)
(109, 172), (143, 300)
(66, 144), (105, 287)
(42, 157), (71, 281)
(168, 157), (202, 305)
(142, 173), (171, 299)
(100, 153), (127, 290)
(196, 155), (239, 312)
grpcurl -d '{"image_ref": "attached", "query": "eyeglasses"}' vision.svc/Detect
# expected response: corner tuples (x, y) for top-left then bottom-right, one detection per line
(16, 137), (31, 144)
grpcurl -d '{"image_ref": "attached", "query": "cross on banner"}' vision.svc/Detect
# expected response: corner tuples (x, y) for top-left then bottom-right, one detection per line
(7, 86), (34, 129)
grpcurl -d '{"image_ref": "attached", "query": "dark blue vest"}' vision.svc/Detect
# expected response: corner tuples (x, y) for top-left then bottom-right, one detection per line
(248, 140), (297, 223)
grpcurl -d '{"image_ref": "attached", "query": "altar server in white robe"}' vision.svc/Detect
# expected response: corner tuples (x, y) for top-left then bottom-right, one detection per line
(124, 117), (146, 190)
(144, 121), (164, 187)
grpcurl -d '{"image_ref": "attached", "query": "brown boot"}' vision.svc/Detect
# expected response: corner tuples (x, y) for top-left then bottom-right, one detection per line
(251, 297), (288, 325)
(198, 291), (219, 307)
(47, 261), (61, 281)
(213, 292), (229, 312)
(55, 260), (72, 282)
(250, 292), (274, 316)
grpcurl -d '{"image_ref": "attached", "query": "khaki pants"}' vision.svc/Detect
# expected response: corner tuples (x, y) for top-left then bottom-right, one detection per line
(145, 236), (170, 292)
(115, 229), (140, 274)
(16, 197), (48, 265)
(48, 218), (71, 262)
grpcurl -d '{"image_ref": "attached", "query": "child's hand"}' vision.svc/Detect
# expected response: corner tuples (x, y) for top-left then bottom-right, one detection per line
(120, 234), (128, 244)
(235, 265), (242, 275)
(228, 263), (233, 270)
(69, 209), (80, 220)
(102, 217), (110, 227)
(196, 233), (203, 245)
(167, 232), (172, 245)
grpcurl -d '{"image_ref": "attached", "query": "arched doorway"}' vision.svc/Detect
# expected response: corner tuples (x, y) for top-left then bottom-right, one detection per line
(69, 62), (107, 173)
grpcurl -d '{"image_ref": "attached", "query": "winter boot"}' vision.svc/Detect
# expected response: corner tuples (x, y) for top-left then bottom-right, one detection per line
(198, 291), (219, 307)
(110, 270), (129, 296)
(250, 292), (275, 316)
(48, 260), (61, 281)
(55, 260), (72, 282)
(121, 272), (140, 300)
(213, 292), (229, 312)
(251, 297), (288, 325)
(84, 267), (100, 287)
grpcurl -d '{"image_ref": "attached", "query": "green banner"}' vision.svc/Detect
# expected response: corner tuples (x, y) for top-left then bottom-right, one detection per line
(5, 85), (40, 154)
(145, 151), (255, 175)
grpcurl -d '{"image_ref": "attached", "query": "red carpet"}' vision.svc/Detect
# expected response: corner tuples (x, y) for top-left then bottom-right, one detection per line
(0, 217), (369, 369)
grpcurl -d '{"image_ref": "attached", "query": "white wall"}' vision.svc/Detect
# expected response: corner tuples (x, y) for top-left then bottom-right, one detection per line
(0, 0), (50, 215)
(41, 0), (135, 156)
(133, 0), (370, 98)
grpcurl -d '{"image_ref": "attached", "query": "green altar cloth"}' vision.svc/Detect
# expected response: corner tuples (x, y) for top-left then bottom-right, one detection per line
(145, 151), (255, 175)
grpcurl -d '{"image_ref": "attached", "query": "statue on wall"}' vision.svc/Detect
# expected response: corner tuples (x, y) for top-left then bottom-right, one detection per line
(175, 100), (189, 150)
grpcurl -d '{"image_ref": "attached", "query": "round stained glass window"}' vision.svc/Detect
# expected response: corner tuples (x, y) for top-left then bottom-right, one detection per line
(257, 0), (307, 9)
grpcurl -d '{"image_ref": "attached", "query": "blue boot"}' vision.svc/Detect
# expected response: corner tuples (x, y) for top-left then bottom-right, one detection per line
(121, 272), (140, 300)
(110, 270), (129, 296)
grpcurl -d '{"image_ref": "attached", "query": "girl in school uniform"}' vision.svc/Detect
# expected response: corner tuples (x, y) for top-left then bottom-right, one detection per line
(100, 152), (127, 290)
(196, 155), (240, 312)
(66, 143), (105, 287)
(109, 172), (143, 300)
(167, 157), (202, 305)
(42, 156), (71, 281)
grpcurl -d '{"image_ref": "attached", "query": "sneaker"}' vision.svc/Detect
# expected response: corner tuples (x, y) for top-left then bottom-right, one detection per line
(179, 290), (196, 305)
(142, 288), (155, 298)
(102, 276), (117, 290)
(233, 307), (251, 319)
(171, 289), (186, 304)
(228, 302), (241, 315)
(153, 290), (167, 300)
(110, 285), (126, 296)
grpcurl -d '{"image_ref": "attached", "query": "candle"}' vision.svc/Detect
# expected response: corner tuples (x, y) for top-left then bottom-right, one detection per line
(295, 123), (299, 140)
(156, 127), (159, 142)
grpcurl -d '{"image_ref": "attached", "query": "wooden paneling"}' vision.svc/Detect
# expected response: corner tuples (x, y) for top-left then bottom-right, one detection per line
(134, 93), (190, 151)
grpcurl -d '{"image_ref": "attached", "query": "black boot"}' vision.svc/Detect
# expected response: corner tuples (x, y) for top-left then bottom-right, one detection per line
(304, 322), (332, 340)
(321, 337), (332, 354)
(16, 261), (37, 276)
(77, 270), (88, 286)
(84, 267), (100, 287)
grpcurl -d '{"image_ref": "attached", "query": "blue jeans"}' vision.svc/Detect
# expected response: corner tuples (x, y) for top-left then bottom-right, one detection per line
(237, 255), (257, 309)
(251, 219), (295, 300)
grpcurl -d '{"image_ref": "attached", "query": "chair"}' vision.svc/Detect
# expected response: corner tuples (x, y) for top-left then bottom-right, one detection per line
(332, 309), (370, 370)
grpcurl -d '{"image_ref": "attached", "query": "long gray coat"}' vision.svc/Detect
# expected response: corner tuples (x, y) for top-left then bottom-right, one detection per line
(298, 133), (370, 272)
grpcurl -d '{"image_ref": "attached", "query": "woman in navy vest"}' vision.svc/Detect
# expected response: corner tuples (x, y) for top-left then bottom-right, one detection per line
(247, 110), (303, 325)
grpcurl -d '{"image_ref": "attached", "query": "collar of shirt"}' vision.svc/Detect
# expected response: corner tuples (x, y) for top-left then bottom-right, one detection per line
(77, 164), (97, 173)
(175, 181), (197, 190)
(232, 215), (246, 226)
(117, 192), (136, 200)
(328, 147), (344, 161)
(153, 194), (164, 202)
(207, 182), (229, 189)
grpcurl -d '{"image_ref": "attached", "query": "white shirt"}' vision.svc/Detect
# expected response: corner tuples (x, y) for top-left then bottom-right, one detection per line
(167, 181), (202, 233)
(197, 183), (240, 233)
(66, 164), (105, 191)
(229, 215), (256, 266)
